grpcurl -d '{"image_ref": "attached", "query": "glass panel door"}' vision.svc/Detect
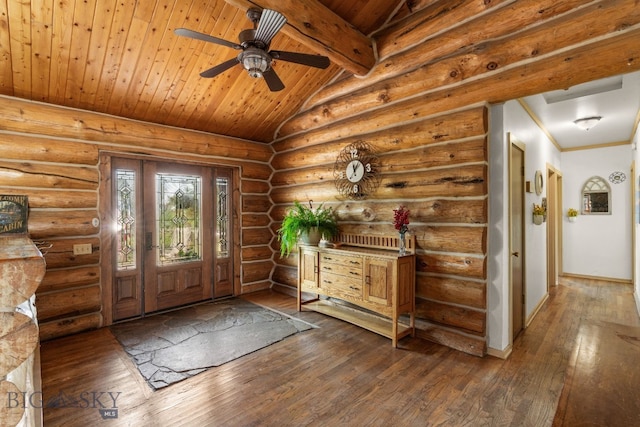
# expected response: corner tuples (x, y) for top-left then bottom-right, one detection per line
(110, 158), (234, 321)
(143, 161), (212, 313)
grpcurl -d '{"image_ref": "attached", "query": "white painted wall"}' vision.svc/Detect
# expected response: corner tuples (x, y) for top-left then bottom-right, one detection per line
(487, 103), (510, 352)
(561, 146), (633, 281)
(488, 100), (562, 354)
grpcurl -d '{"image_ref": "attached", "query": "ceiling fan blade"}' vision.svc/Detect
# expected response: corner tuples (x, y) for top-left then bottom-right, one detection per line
(270, 51), (330, 69)
(254, 9), (287, 46)
(175, 28), (242, 50)
(263, 68), (285, 92)
(200, 58), (240, 78)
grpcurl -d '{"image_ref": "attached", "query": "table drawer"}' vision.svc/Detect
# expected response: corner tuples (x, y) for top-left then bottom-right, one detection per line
(320, 272), (362, 299)
(319, 262), (362, 279)
(320, 252), (363, 268)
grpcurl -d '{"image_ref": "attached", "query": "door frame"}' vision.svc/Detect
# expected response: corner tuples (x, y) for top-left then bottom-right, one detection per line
(98, 152), (241, 326)
(546, 164), (562, 289)
(631, 161), (636, 291)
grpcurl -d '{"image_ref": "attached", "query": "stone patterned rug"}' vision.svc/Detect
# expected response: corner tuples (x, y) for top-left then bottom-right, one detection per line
(110, 298), (315, 390)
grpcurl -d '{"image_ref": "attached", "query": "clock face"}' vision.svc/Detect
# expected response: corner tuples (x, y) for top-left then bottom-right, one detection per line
(334, 141), (380, 199)
(346, 160), (365, 183)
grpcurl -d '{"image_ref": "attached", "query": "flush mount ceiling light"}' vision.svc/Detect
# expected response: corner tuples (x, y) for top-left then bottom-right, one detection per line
(573, 116), (602, 131)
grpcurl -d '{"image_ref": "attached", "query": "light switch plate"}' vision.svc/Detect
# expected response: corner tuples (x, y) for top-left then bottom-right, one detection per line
(73, 243), (92, 255)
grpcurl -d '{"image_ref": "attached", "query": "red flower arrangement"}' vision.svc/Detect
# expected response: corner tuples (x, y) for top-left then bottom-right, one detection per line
(393, 205), (410, 234)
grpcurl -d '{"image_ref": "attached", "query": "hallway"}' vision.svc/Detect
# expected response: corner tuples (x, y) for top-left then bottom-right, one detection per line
(39, 277), (640, 426)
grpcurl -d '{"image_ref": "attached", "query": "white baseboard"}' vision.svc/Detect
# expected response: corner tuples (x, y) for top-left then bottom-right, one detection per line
(487, 344), (512, 360)
(526, 293), (549, 327)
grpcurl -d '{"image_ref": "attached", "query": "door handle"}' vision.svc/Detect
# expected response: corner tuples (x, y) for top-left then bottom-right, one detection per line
(512, 251), (519, 257)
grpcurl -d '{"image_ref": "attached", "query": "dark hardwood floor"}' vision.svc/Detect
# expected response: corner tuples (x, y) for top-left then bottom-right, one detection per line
(39, 277), (640, 426)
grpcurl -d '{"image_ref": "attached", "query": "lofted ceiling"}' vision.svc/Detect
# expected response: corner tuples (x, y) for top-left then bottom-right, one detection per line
(0, 0), (407, 143)
(2, 0), (638, 148)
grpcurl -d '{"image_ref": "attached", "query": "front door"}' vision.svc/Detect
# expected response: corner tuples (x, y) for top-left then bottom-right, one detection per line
(111, 157), (233, 321)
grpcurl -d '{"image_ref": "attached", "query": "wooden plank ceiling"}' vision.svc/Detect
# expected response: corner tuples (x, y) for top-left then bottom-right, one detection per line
(0, 0), (408, 143)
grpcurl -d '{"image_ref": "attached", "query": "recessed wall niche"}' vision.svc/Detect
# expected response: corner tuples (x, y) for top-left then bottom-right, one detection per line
(581, 176), (611, 215)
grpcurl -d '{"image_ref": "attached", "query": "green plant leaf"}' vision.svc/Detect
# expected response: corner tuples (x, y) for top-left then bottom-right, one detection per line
(276, 200), (339, 257)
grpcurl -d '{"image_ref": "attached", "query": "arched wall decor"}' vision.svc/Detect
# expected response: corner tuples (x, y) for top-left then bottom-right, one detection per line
(581, 176), (611, 215)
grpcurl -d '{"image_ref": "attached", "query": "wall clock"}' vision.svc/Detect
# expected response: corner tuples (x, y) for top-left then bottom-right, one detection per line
(609, 171), (626, 184)
(333, 141), (380, 199)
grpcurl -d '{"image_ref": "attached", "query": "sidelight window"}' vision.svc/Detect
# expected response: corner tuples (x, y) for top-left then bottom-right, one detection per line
(216, 177), (230, 258)
(116, 169), (136, 271)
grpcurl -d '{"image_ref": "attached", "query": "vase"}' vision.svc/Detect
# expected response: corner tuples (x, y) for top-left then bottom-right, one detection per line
(398, 232), (406, 255)
(568, 216), (576, 223)
(533, 214), (544, 225)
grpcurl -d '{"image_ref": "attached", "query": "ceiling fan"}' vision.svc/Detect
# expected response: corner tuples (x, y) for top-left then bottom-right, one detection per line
(175, 8), (331, 92)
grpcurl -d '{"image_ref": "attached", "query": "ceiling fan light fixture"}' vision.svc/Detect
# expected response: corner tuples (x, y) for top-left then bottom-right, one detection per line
(573, 116), (602, 131)
(176, 8), (329, 92)
(240, 48), (270, 78)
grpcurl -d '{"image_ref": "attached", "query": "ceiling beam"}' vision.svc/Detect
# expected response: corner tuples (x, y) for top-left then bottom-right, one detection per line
(224, 0), (376, 76)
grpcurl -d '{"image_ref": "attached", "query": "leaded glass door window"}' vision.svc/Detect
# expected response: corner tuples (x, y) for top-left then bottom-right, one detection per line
(216, 176), (229, 257)
(212, 169), (233, 297)
(112, 158), (144, 320)
(156, 173), (202, 265)
(116, 169), (137, 270)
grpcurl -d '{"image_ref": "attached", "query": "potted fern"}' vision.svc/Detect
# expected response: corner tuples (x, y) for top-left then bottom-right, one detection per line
(277, 200), (339, 257)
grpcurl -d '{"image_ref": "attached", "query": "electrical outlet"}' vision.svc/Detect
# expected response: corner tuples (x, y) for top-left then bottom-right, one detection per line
(73, 243), (92, 255)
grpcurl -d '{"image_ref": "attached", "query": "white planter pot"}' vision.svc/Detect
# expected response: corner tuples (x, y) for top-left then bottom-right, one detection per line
(568, 216), (577, 223)
(533, 214), (544, 225)
(299, 228), (322, 246)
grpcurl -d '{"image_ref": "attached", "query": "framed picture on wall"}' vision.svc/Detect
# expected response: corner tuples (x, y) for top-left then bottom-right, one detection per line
(0, 195), (28, 234)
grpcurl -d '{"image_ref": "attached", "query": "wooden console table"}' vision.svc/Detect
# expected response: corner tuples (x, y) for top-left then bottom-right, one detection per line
(297, 233), (416, 347)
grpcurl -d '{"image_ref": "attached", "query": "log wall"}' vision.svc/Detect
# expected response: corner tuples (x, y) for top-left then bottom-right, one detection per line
(270, 0), (640, 356)
(0, 96), (274, 340)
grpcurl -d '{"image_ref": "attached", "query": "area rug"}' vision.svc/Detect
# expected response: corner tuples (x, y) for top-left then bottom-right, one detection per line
(110, 298), (315, 390)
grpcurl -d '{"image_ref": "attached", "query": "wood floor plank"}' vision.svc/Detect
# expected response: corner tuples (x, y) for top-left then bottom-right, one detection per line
(39, 277), (640, 426)
(552, 320), (640, 427)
